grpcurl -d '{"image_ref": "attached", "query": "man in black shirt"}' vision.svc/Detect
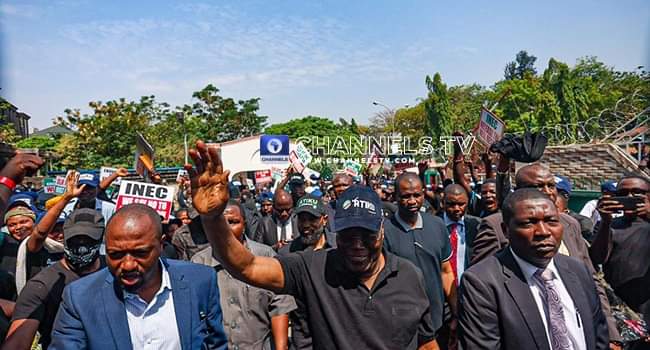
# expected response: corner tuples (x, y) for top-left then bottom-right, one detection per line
(278, 194), (336, 350)
(187, 141), (436, 349)
(2, 208), (105, 350)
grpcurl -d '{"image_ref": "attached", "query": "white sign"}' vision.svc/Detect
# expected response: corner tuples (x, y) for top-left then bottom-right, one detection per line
(176, 169), (188, 183)
(476, 108), (506, 147)
(116, 180), (176, 220)
(100, 167), (123, 186)
(295, 142), (313, 168)
(246, 178), (255, 190)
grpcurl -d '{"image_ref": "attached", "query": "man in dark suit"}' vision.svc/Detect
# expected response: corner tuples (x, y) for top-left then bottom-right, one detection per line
(439, 184), (480, 284)
(469, 163), (620, 345)
(50, 204), (227, 350)
(256, 189), (299, 250)
(459, 188), (608, 350)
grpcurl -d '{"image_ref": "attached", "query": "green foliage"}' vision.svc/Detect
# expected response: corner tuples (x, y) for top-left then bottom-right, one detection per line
(504, 50), (538, 80)
(424, 73), (453, 140)
(16, 135), (59, 150)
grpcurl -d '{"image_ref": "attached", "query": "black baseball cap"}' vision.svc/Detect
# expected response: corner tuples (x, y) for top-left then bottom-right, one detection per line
(63, 208), (105, 242)
(335, 185), (382, 232)
(289, 173), (305, 185)
(295, 194), (325, 217)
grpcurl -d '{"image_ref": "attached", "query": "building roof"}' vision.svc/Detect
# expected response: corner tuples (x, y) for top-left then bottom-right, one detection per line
(31, 125), (73, 136)
(540, 143), (649, 191)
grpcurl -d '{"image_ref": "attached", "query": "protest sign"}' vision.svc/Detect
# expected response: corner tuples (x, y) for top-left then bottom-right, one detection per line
(116, 180), (176, 220)
(343, 159), (362, 176)
(100, 167), (123, 186)
(476, 108), (506, 147)
(43, 178), (66, 195)
(289, 151), (305, 173)
(175, 169), (188, 183)
(255, 169), (272, 184)
(246, 178), (255, 190)
(295, 142), (312, 167)
(134, 133), (155, 179)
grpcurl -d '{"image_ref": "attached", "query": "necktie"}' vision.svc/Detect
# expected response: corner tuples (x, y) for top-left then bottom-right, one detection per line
(449, 223), (458, 285)
(280, 222), (287, 241)
(533, 268), (572, 350)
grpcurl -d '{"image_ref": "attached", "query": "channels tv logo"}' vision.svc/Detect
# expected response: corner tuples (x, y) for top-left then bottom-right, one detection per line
(260, 135), (289, 162)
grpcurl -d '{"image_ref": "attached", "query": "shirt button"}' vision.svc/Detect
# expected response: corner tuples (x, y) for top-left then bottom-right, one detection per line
(230, 321), (237, 329)
(229, 297), (237, 304)
(233, 345), (239, 350)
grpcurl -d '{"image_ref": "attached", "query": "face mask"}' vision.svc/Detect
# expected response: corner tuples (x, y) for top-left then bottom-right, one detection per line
(64, 243), (100, 271)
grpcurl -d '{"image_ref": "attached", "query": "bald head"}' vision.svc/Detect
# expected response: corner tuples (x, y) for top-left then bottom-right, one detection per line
(274, 189), (293, 206)
(395, 172), (422, 197)
(106, 204), (163, 240)
(273, 189), (293, 222)
(444, 183), (468, 198)
(515, 163), (551, 187)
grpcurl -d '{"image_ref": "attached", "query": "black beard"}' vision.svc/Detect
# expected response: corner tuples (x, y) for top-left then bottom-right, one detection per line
(300, 227), (324, 246)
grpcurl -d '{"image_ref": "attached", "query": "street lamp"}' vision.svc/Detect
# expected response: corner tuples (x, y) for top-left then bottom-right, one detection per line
(176, 112), (189, 165)
(372, 100), (409, 135)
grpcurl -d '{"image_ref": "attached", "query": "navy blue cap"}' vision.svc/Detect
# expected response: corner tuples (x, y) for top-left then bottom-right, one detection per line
(601, 180), (617, 193)
(78, 172), (99, 188)
(7, 193), (38, 211)
(258, 191), (274, 203)
(335, 185), (382, 232)
(554, 175), (572, 195)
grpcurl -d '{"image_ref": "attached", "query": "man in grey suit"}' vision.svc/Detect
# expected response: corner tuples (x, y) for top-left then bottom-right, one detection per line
(459, 188), (608, 350)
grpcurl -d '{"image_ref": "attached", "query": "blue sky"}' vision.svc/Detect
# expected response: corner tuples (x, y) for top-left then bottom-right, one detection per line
(1, 0), (648, 130)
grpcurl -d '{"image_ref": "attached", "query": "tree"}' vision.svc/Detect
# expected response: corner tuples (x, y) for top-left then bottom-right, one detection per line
(504, 50), (538, 80)
(424, 73), (453, 141)
(190, 84), (267, 143)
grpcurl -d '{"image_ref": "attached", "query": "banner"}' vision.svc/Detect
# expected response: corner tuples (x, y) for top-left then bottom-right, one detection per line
(343, 160), (362, 177)
(116, 180), (176, 220)
(289, 151), (305, 173)
(43, 178), (66, 195)
(255, 169), (272, 184)
(476, 108), (506, 147)
(134, 133), (155, 179)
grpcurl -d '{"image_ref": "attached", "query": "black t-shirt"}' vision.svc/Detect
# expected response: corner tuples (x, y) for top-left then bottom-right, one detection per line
(12, 261), (80, 348)
(0, 235), (61, 287)
(277, 248), (434, 349)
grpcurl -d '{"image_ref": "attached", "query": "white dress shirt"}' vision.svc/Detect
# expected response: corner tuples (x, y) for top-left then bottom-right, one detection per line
(510, 249), (587, 350)
(276, 218), (293, 242)
(443, 213), (467, 280)
(124, 259), (181, 350)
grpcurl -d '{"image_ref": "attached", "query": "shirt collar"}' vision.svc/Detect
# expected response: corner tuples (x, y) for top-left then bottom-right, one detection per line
(443, 212), (465, 227)
(510, 248), (559, 281)
(395, 211), (423, 231)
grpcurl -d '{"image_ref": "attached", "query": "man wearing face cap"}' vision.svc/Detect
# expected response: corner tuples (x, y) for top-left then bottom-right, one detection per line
(188, 141), (436, 349)
(2, 208), (105, 350)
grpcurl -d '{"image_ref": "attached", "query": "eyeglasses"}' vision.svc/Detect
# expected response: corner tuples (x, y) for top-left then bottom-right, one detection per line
(616, 189), (649, 196)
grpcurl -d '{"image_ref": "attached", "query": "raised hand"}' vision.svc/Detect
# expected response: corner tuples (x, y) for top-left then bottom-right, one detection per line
(186, 140), (230, 217)
(0, 152), (44, 183)
(63, 171), (86, 200)
(116, 167), (129, 177)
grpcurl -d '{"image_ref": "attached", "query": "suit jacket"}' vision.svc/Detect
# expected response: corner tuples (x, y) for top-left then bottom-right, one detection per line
(256, 214), (299, 246)
(50, 259), (228, 350)
(459, 249), (608, 350)
(437, 213), (481, 269)
(468, 211), (620, 341)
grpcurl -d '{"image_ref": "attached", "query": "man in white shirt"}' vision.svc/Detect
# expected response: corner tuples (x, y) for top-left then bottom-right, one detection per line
(459, 188), (608, 350)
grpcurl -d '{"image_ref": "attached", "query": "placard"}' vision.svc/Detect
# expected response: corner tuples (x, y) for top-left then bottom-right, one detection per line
(116, 180), (176, 219)
(476, 108), (506, 147)
(255, 169), (272, 184)
(100, 167), (123, 186)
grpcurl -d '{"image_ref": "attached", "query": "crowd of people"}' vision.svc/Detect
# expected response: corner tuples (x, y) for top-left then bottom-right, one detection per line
(0, 135), (648, 350)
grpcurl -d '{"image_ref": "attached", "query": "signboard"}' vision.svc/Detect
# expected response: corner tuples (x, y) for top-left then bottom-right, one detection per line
(260, 135), (289, 162)
(255, 169), (272, 184)
(175, 169), (188, 183)
(295, 142), (312, 168)
(476, 108), (506, 147)
(116, 180), (176, 220)
(245, 178), (255, 191)
(343, 159), (362, 177)
(43, 178), (66, 195)
(289, 151), (305, 173)
(134, 133), (155, 179)
(100, 167), (123, 186)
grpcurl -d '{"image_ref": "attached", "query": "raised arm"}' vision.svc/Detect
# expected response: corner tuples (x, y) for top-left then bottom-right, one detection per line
(0, 152), (44, 218)
(27, 171), (85, 253)
(98, 167), (128, 191)
(188, 141), (286, 293)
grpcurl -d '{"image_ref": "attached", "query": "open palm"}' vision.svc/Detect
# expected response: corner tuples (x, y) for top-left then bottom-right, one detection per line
(187, 141), (231, 217)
